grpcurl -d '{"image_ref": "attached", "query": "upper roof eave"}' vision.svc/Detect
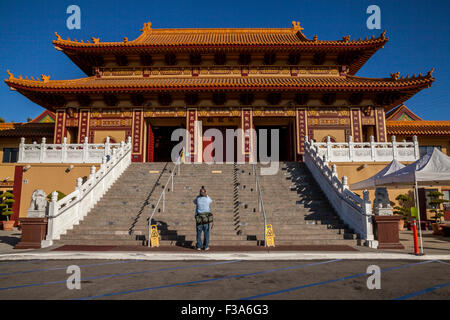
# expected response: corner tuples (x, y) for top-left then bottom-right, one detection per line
(4, 73), (433, 92)
(52, 21), (388, 50)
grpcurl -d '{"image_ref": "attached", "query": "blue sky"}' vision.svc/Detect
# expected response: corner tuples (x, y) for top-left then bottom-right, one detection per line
(0, 0), (449, 122)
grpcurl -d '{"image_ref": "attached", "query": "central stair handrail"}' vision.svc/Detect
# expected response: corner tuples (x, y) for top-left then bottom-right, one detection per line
(253, 164), (268, 247)
(147, 150), (183, 247)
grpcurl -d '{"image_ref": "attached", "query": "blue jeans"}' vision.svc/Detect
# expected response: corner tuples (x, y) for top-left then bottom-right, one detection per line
(196, 223), (210, 249)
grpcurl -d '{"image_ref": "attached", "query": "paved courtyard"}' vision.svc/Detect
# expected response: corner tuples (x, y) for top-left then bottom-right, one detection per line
(0, 258), (448, 300)
(1, 227), (449, 302)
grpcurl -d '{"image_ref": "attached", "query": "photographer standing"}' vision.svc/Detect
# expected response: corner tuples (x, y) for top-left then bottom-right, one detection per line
(193, 186), (213, 251)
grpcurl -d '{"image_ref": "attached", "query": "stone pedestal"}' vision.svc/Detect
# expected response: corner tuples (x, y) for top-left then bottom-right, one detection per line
(15, 218), (48, 249)
(373, 215), (404, 249)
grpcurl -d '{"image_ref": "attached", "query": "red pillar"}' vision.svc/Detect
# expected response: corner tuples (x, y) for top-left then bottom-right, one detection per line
(147, 122), (154, 162)
(11, 165), (23, 227)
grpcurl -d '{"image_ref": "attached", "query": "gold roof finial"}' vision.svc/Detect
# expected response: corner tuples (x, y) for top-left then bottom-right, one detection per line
(91, 37), (100, 44)
(41, 74), (50, 83)
(427, 68), (435, 77)
(380, 30), (386, 40)
(342, 35), (350, 42)
(390, 72), (400, 80)
(291, 21), (303, 31)
(123, 37), (128, 43)
(313, 35), (318, 42)
(55, 32), (62, 41)
(141, 22), (152, 32)
(6, 70), (14, 80)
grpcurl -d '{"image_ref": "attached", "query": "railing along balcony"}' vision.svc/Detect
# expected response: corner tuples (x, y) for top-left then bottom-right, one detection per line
(18, 137), (125, 163)
(311, 135), (419, 163)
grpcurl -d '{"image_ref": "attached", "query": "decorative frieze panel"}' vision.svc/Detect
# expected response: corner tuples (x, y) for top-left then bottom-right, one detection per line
(253, 109), (295, 117)
(90, 109), (132, 118)
(144, 109), (186, 117)
(97, 66), (341, 78)
(307, 109), (349, 117)
(198, 110), (241, 117)
(308, 118), (350, 126)
(90, 118), (132, 127)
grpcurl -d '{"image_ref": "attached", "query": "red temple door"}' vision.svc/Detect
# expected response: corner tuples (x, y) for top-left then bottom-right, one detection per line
(202, 135), (214, 162)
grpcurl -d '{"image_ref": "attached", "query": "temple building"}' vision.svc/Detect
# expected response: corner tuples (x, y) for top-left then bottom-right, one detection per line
(4, 21), (436, 163)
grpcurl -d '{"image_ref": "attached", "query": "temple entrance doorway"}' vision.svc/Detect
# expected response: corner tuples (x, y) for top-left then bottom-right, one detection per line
(200, 117), (239, 163)
(253, 117), (295, 162)
(202, 126), (238, 163)
(147, 118), (185, 162)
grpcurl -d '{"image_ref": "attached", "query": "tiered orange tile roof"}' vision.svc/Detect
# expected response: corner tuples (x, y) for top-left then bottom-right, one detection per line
(52, 21), (388, 76)
(386, 120), (450, 135)
(53, 21), (388, 49)
(5, 72), (434, 92)
(0, 122), (54, 138)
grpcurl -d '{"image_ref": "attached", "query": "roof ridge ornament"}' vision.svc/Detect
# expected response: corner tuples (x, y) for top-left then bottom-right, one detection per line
(342, 35), (350, 42)
(91, 37), (100, 44)
(55, 32), (62, 41)
(41, 74), (50, 83)
(427, 68), (435, 77)
(141, 22), (152, 33)
(390, 72), (400, 80)
(380, 30), (386, 40)
(6, 70), (14, 80)
(291, 21), (304, 32)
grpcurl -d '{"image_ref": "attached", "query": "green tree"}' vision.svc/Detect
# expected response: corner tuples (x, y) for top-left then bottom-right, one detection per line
(393, 193), (414, 221)
(0, 192), (15, 221)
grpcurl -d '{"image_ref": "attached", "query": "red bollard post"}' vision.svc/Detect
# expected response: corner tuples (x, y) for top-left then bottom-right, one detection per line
(411, 219), (419, 255)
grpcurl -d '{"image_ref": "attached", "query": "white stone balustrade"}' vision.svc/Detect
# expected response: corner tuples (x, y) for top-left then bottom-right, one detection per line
(312, 135), (419, 162)
(304, 137), (378, 248)
(18, 136), (124, 163)
(41, 137), (132, 247)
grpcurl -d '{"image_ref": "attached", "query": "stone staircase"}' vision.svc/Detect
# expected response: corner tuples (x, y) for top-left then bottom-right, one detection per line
(58, 162), (359, 247)
(237, 162), (359, 246)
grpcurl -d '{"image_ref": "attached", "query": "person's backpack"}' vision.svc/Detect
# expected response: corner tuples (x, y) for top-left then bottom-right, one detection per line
(196, 212), (213, 225)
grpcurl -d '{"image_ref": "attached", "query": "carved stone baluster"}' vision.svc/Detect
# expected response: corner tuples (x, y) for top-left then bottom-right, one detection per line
(83, 137), (89, 163)
(61, 137), (67, 163)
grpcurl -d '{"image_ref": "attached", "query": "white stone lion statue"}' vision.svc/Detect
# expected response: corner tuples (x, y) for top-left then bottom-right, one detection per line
(27, 189), (48, 218)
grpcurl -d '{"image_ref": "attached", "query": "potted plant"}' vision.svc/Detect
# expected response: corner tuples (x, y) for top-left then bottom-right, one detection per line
(46, 190), (66, 202)
(428, 191), (449, 235)
(393, 193), (413, 231)
(0, 192), (15, 230)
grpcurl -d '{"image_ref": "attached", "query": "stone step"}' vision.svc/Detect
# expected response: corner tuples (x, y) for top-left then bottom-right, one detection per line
(55, 162), (357, 248)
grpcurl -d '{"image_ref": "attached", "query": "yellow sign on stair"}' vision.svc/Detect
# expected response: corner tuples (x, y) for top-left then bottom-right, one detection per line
(265, 224), (275, 247)
(150, 224), (160, 247)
